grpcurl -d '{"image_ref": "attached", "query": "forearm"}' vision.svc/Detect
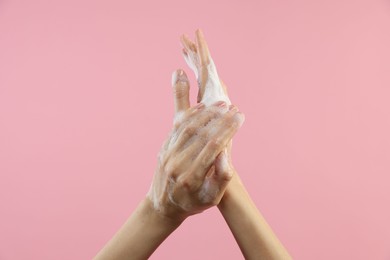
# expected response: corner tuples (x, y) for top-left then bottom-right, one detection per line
(218, 174), (291, 260)
(94, 197), (182, 260)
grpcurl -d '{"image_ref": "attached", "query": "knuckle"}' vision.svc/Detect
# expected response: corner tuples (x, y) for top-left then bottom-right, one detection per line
(209, 109), (220, 119)
(219, 170), (233, 182)
(165, 162), (179, 180)
(178, 179), (191, 191)
(173, 121), (181, 131)
(173, 112), (185, 130)
(178, 176), (198, 192)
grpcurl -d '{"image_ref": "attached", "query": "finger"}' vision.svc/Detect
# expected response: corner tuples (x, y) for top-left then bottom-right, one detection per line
(213, 149), (233, 181)
(173, 150), (230, 206)
(172, 69), (190, 115)
(205, 162), (216, 178)
(195, 28), (211, 67)
(174, 100), (226, 129)
(197, 151), (233, 204)
(180, 35), (200, 81)
(173, 102), (206, 129)
(195, 29), (212, 102)
(171, 101), (227, 153)
(190, 106), (245, 180)
(181, 34), (197, 53)
(180, 34), (195, 54)
(178, 101), (231, 153)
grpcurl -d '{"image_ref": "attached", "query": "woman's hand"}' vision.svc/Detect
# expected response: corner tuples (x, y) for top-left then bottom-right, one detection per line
(179, 29), (292, 259)
(147, 69), (245, 223)
(96, 29), (290, 260)
(180, 29), (237, 194)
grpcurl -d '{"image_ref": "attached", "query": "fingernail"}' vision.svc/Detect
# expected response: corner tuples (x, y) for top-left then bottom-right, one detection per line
(178, 70), (187, 82)
(218, 101), (227, 107)
(194, 103), (205, 109)
(229, 105), (238, 112)
(214, 101), (225, 107)
(171, 69), (187, 85)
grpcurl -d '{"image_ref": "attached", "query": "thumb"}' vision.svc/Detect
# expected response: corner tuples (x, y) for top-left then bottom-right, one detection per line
(199, 150), (233, 204)
(213, 149), (234, 182)
(207, 150), (234, 196)
(172, 69), (190, 116)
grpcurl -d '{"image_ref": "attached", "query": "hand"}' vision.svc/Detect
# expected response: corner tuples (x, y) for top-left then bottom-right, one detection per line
(95, 68), (245, 260)
(180, 29), (230, 105)
(180, 29), (237, 195)
(178, 30), (292, 260)
(96, 30), (290, 260)
(147, 69), (245, 223)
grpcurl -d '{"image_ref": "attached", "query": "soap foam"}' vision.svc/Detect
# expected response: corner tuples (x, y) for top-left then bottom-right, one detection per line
(198, 177), (219, 204)
(182, 45), (232, 203)
(170, 105), (227, 158)
(182, 52), (231, 106)
(148, 35), (234, 212)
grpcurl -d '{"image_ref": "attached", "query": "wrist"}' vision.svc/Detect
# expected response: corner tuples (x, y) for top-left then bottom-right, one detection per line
(219, 172), (243, 204)
(142, 197), (185, 229)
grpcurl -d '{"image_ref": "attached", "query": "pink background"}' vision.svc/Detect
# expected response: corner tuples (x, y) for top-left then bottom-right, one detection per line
(1, 0), (390, 259)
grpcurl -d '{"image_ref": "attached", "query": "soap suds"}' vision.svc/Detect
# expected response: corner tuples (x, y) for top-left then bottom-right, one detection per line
(198, 178), (219, 204)
(182, 40), (232, 203)
(183, 51), (231, 106)
(148, 35), (234, 212)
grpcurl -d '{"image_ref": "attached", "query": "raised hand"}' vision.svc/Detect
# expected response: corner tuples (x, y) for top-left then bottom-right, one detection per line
(95, 30), (290, 260)
(180, 29), (231, 105)
(147, 69), (244, 222)
(180, 29), (236, 186)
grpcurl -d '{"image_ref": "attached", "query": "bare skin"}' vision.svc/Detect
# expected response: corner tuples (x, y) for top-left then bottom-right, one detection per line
(95, 29), (291, 260)
(94, 71), (244, 259)
(181, 29), (292, 260)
